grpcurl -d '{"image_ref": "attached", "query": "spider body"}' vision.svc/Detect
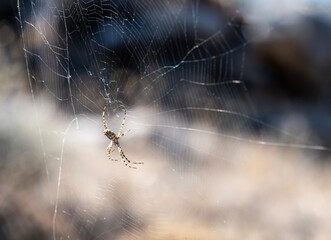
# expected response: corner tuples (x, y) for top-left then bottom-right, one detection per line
(102, 103), (143, 169)
(103, 130), (119, 145)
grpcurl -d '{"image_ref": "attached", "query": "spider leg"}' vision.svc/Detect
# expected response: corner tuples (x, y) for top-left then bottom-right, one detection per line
(102, 102), (108, 130)
(117, 146), (143, 169)
(106, 142), (118, 162)
(117, 110), (126, 137)
(118, 129), (130, 138)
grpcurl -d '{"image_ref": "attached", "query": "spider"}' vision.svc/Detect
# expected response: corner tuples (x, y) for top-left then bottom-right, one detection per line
(102, 103), (143, 169)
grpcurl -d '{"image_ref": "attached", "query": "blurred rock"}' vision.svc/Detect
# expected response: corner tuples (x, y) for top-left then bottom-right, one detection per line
(244, 15), (331, 146)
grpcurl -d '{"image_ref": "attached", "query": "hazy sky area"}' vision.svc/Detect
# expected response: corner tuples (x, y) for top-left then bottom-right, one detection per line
(233, 0), (331, 33)
(237, 0), (331, 21)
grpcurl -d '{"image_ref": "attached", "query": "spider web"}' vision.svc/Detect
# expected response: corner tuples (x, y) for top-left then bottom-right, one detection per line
(17, 0), (330, 239)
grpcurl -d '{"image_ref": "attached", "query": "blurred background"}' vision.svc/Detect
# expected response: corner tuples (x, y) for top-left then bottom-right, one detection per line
(1, 0), (331, 239)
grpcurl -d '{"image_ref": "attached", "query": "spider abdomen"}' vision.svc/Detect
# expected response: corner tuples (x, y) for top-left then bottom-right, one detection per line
(104, 130), (118, 144)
